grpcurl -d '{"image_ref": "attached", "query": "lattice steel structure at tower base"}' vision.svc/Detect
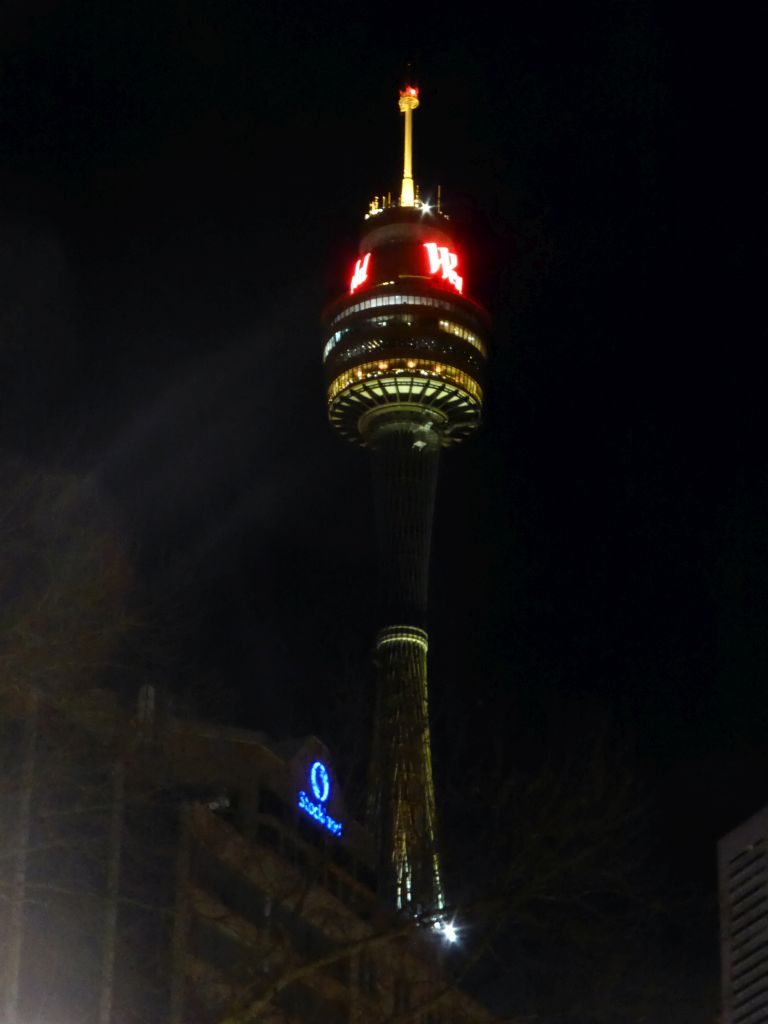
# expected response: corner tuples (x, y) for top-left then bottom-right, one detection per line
(322, 87), (490, 915)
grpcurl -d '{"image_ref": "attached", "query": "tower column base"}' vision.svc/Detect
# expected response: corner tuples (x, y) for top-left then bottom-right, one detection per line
(369, 625), (444, 914)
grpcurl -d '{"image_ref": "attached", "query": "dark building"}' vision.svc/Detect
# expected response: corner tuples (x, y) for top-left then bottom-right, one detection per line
(322, 85), (490, 916)
(0, 688), (498, 1023)
(718, 805), (768, 1024)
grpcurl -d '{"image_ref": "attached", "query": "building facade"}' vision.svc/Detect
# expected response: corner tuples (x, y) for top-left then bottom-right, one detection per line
(0, 689), (497, 1024)
(719, 805), (768, 1024)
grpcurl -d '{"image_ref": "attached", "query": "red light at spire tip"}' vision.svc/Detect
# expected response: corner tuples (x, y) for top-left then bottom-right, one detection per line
(401, 85), (419, 98)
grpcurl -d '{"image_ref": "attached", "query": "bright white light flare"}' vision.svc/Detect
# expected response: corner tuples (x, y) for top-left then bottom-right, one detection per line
(432, 918), (459, 943)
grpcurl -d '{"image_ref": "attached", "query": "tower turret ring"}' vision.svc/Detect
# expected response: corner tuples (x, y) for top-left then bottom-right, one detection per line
(328, 365), (481, 446)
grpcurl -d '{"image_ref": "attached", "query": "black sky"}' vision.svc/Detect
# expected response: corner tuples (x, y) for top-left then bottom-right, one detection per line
(1, 1), (763, 1016)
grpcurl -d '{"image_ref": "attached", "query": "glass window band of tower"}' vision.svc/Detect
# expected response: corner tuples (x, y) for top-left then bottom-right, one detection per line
(324, 315), (486, 366)
(325, 290), (488, 333)
(328, 360), (482, 406)
(324, 327), (485, 386)
(325, 316), (484, 358)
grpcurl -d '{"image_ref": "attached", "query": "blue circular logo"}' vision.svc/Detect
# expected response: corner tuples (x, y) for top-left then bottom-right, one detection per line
(309, 761), (330, 803)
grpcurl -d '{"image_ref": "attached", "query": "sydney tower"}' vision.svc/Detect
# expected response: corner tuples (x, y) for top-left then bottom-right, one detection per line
(322, 85), (489, 917)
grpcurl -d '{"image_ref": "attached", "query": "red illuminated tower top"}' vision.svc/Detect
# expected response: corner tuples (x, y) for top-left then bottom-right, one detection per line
(323, 86), (489, 448)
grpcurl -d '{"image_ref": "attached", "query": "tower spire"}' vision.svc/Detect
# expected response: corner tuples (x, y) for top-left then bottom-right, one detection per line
(398, 85), (420, 207)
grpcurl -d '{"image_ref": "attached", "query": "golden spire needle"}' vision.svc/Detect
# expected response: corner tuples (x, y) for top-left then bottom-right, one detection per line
(398, 85), (420, 207)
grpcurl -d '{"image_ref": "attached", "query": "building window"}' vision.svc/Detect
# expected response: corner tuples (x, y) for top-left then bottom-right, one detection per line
(393, 977), (410, 1012)
(359, 951), (377, 995)
(258, 787), (286, 820)
(358, 862), (377, 892)
(189, 918), (244, 973)
(256, 821), (280, 849)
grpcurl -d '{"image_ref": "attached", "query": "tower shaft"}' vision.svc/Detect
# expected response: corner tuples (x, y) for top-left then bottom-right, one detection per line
(369, 416), (440, 624)
(370, 625), (442, 912)
(366, 418), (443, 911)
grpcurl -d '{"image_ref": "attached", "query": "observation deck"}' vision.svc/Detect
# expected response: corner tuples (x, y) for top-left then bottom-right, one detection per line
(323, 206), (489, 446)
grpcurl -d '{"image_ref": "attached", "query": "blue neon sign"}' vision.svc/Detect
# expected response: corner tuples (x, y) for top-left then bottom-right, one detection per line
(298, 760), (343, 837)
(310, 761), (330, 803)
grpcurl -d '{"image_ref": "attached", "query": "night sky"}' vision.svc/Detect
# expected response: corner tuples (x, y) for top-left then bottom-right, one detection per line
(1, 2), (762, 1019)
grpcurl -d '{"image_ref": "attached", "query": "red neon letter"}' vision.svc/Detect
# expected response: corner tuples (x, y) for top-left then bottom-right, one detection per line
(350, 252), (371, 294)
(423, 242), (463, 294)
